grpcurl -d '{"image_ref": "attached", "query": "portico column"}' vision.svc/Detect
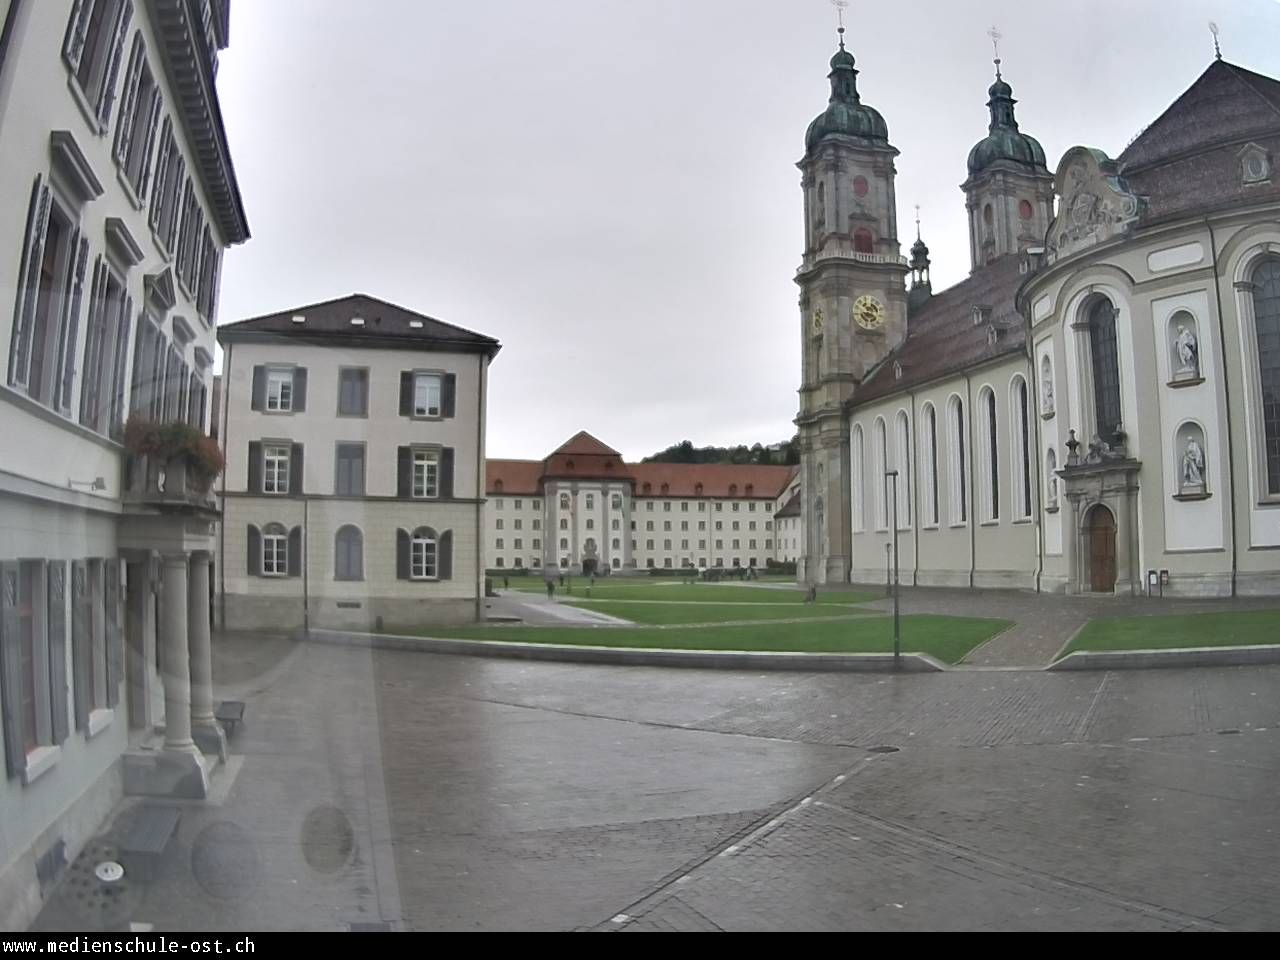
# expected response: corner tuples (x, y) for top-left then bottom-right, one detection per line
(188, 553), (215, 730)
(160, 552), (197, 755)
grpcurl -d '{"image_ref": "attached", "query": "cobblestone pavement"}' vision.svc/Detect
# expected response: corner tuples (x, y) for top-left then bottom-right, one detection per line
(33, 640), (1280, 932)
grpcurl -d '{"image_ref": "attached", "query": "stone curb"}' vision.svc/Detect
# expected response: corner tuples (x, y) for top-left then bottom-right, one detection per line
(1049, 644), (1280, 671)
(305, 628), (948, 673)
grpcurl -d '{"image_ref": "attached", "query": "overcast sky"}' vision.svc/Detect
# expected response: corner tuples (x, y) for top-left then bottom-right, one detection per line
(212, 0), (1280, 462)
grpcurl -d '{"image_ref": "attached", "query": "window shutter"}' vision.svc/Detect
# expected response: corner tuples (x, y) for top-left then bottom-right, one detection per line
(47, 562), (69, 745)
(396, 529), (410, 580)
(250, 365), (266, 411)
(0, 562), (25, 778)
(247, 441), (262, 493)
(97, 1), (135, 128)
(247, 524), (261, 576)
(288, 527), (303, 579)
(399, 372), (413, 416)
(441, 447), (455, 499)
(9, 178), (52, 389)
(439, 531), (454, 581)
(113, 35), (145, 167)
(58, 235), (91, 414)
(61, 0), (90, 73)
(290, 444), (304, 495)
(104, 560), (123, 708)
(149, 119), (172, 233)
(137, 92), (163, 201)
(71, 561), (90, 732)
(397, 446), (411, 498)
(442, 374), (457, 418)
(293, 367), (307, 412)
(79, 259), (108, 426)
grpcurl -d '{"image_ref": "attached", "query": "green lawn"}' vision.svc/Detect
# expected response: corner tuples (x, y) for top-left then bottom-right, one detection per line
(1064, 610), (1280, 656)
(508, 581), (879, 605)
(405, 615), (1011, 665)
(561, 599), (876, 626)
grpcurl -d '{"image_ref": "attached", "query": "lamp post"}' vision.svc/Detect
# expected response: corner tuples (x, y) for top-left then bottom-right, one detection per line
(886, 469), (901, 669)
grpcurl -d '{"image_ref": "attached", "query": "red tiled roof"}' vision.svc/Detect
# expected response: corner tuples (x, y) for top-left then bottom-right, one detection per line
(486, 460), (544, 495)
(551, 431), (621, 457)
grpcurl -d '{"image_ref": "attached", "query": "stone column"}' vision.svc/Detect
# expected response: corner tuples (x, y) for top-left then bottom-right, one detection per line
(188, 553), (225, 759)
(160, 553), (197, 755)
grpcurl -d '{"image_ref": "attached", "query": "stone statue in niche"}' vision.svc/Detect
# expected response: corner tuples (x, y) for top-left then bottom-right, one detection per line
(1048, 475), (1059, 506)
(1174, 324), (1200, 380)
(1182, 436), (1206, 491)
(1041, 372), (1055, 414)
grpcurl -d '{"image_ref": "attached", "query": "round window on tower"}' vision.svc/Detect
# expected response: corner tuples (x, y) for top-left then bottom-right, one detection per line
(1019, 199), (1034, 221)
(852, 176), (869, 198)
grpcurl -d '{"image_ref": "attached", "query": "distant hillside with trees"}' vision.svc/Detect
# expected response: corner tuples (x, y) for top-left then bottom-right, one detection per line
(642, 438), (800, 466)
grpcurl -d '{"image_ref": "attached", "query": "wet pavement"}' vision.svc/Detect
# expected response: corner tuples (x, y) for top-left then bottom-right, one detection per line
(32, 638), (1280, 932)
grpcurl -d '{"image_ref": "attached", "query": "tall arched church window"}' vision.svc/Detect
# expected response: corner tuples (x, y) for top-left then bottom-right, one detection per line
(979, 388), (1000, 521)
(1252, 259), (1280, 494)
(922, 404), (939, 526)
(1088, 298), (1123, 444)
(851, 425), (865, 533)
(873, 418), (888, 529)
(895, 411), (912, 528)
(948, 396), (967, 525)
(1013, 377), (1032, 519)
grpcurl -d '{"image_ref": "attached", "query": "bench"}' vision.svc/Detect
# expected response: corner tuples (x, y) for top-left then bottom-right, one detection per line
(215, 700), (245, 737)
(120, 805), (181, 882)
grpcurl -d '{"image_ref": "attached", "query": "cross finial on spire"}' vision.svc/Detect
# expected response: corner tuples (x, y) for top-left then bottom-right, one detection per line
(832, 0), (849, 50)
(988, 26), (1003, 78)
(915, 204), (921, 242)
(1209, 21), (1222, 60)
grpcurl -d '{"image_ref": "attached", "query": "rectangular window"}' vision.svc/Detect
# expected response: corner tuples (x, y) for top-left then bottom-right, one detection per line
(262, 532), (288, 576)
(263, 445), (291, 494)
(586, 494), (595, 509)
(681, 502), (689, 512)
(338, 368), (369, 416)
(335, 443), (365, 497)
(413, 373), (442, 417)
(514, 519), (522, 530)
(715, 503), (723, 512)
(494, 558), (504, 568)
(698, 521), (706, 531)
(412, 449), (439, 498)
(515, 500), (523, 510)
(732, 503), (740, 512)
(664, 539), (672, 549)
(115, 35), (160, 199)
(65, 0), (130, 122)
(266, 369), (293, 412)
(560, 538), (569, 549)
(681, 539), (689, 549)
(411, 537), (438, 579)
(716, 539), (723, 549)
(715, 521), (723, 531)
(514, 539), (522, 550)
(586, 519), (595, 530)
(663, 502), (671, 512)
(646, 540), (654, 550)
(663, 521), (671, 531)
(732, 521), (740, 531)
(495, 499), (504, 509)
(699, 539), (706, 549)
(496, 519), (504, 530)
(561, 518), (569, 530)
(749, 521), (756, 530)
(532, 539), (541, 549)
(733, 539), (740, 549)
(646, 502), (653, 512)
(495, 538), (504, 550)
(533, 519), (541, 530)
(611, 519), (620, 530)
(765, 503), (773, 513)
(611, 494), (622, 509)
(533, 500), (542, 509)
(750, 539), (757, 549)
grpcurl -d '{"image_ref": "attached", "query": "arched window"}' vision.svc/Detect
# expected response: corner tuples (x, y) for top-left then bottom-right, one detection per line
(977, 388), (1000, 521)
(948, 396), (967, 524)
(815, 181), (826, 230)
(410, 526), (438, 579)
(854, 228), (874, 254)
(1251, 259), (1280, 493)
(922, 403), (939, 526)
(1088, 298), (1123, 444)
(873, 417), (888, 529)
(851, 424), (865, 533)
(895, 410), (912, 528)
(335, 525), (363, 581)
(1011, 377), (1032, 519)
(983, 203), (994, 239)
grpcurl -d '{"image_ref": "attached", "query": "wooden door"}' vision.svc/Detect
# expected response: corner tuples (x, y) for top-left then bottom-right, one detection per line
(1088, 506), (1117, 593)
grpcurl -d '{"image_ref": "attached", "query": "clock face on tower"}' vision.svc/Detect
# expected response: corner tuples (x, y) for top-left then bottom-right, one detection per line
(852, 295), (886, 331)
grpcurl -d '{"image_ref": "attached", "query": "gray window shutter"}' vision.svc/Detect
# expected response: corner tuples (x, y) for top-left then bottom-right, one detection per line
(439, 531), (454, 581)
(57, 234), (90, 414)
(251, 365), (266, 411)
(288, 526), (303, 578)
(290, 444), (304, 495)
(47, 562), (69, 745)
(396, 529), (410, 580)
(247, 441), (262, 493)
(137, 91), (163, 201)
(79, 259), (107, 426)
(293, 367), (307, 412)
(149, 119), (172, 233)
(399, 372), (413, 416)
(97, 1), (134, 127)
(441, 447), (455, 499)
(397, 447), (411, 498)
(113, 35), (145, 166)
(104, 560), (123, 709)
(9, 178), (52, 389)
(71, 561), (90, 732)
(247, 525), (261, 576)
(62, 0), (89, 72)
(442, 374), (457, 418)
(1, 562), (25, 778)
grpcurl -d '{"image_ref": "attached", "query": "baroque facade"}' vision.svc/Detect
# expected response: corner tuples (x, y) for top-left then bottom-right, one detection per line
(798, 35), (1280, 597)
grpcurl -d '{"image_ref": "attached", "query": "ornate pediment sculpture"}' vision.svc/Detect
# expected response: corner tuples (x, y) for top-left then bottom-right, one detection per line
(1046, 147), (1144, 262)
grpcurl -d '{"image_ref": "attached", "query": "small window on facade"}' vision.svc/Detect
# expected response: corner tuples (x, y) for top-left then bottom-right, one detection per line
(338, 368), (369, 416)
(262, 524), (288, 576)
(410, 529), (438, 579)
(412, 449), (439, 498)
(413, 372), (442, 417)
(560, 493), (570, 509)
(264, 444), (291, 494)
(266, 369), (293, 412)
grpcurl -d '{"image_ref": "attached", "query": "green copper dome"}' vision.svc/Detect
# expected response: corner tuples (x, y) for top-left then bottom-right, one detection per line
(805, 44), (889, 151)
(966, 74), (1047, 176)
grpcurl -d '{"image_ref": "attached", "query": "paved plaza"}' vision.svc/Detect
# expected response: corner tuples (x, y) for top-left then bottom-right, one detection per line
(31, 621), (1280, 932)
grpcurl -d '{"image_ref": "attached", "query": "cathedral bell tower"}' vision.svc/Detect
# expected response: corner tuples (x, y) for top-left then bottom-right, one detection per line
(795, 27), (908, 585)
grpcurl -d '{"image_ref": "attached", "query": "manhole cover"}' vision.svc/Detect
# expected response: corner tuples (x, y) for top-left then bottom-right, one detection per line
(868, 746), (900, 754)
(94, 861), (124, 883)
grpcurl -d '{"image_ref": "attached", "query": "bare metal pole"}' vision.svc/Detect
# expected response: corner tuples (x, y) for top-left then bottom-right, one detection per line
(887, 470), (901, 668)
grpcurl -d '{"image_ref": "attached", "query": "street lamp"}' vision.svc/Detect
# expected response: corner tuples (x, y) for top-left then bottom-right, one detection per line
(885, 469), (901, 669)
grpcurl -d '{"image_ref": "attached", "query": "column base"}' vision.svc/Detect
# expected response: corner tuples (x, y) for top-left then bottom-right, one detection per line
(123, 746), (212, 800)
(191, 721), (228, 763)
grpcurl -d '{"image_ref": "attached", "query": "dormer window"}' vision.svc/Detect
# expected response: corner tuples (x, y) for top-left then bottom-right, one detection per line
(1241, 143), (1272, 185)
(973, 305), (990, 326)
(893, 361), (903, 380)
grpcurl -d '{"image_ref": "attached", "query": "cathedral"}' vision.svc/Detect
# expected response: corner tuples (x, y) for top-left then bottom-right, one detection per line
(796, 30), (1280, 596)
